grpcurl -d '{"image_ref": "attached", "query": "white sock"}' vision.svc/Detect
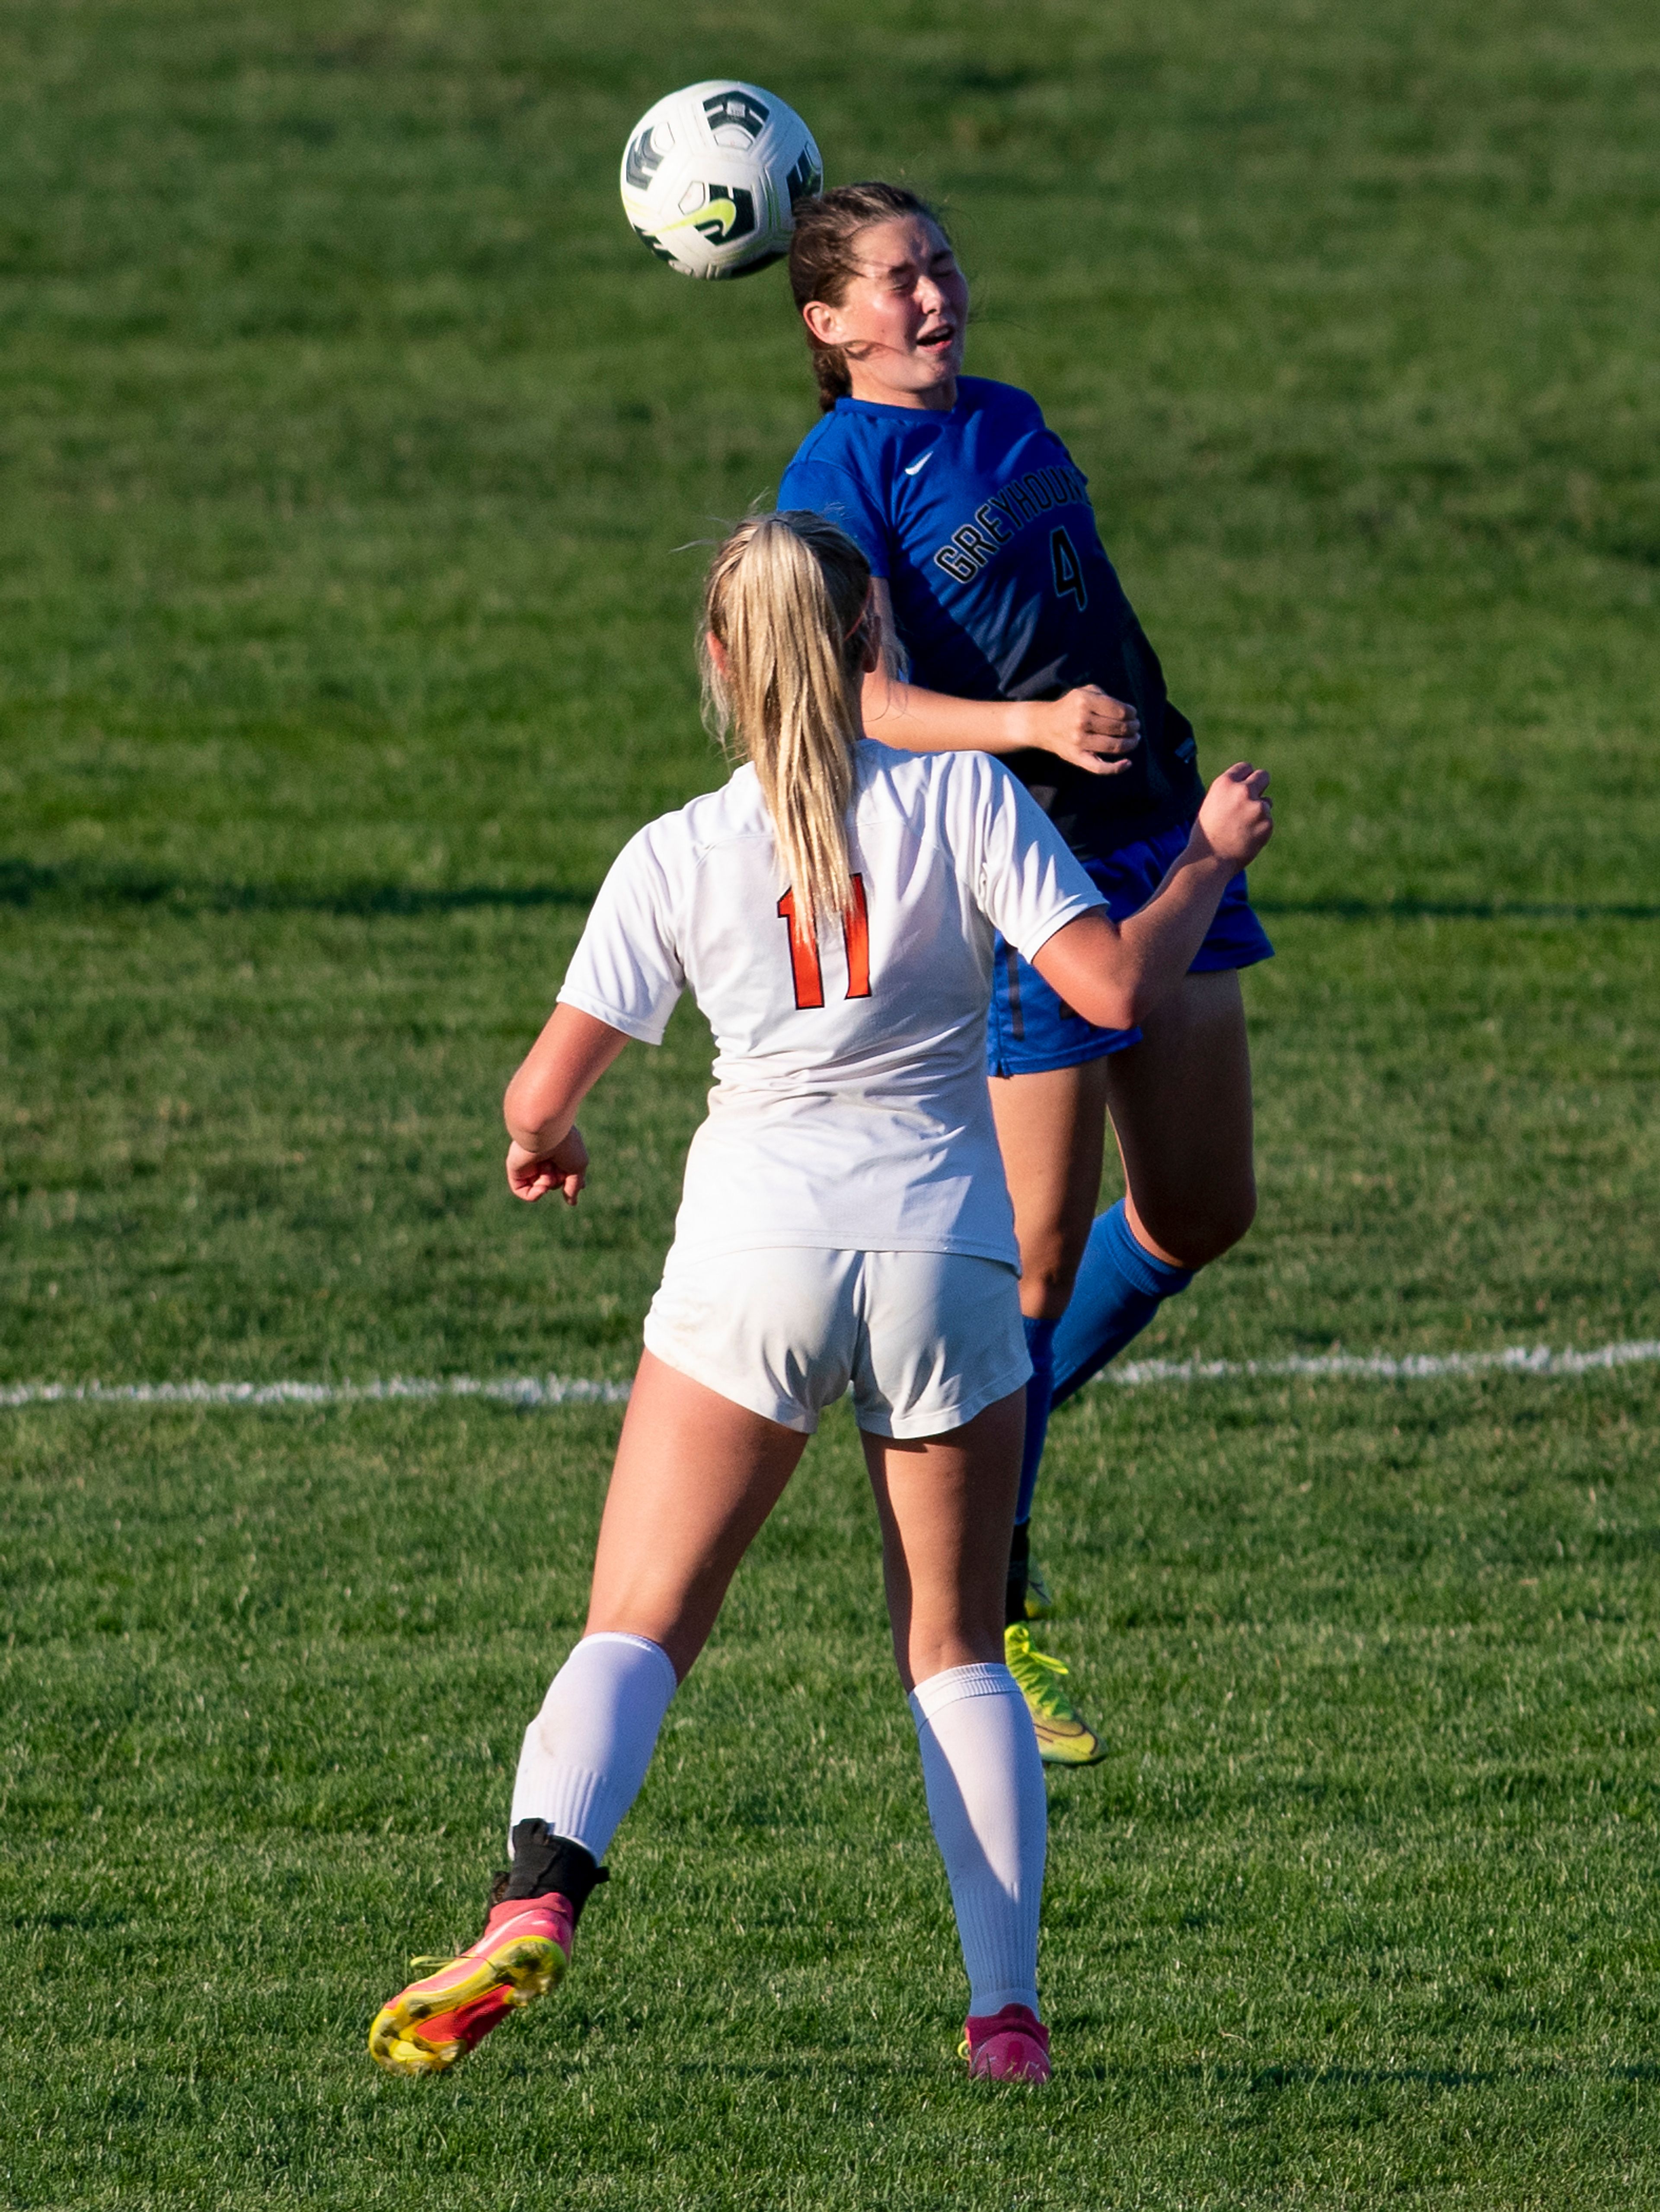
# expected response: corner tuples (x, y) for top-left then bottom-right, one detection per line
(908, 1662), (1046, 2017)
(508, 1631), (679, 1861)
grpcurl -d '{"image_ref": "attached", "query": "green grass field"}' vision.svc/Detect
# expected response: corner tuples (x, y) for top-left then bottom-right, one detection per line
(3, 1), (1658, 2203)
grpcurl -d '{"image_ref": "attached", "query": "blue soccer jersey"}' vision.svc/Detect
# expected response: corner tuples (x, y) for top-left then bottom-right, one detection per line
(778, 377), (1205, 861)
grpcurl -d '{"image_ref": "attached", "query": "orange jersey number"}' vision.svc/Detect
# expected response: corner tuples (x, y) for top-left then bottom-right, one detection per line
(777, 875), (872, 1010)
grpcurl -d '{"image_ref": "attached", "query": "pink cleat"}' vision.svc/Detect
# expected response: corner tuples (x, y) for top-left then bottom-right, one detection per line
(962, 2003), (1052, 2083)
(367, 1822), (607, 2076)
(369, 1890), (575, 2075)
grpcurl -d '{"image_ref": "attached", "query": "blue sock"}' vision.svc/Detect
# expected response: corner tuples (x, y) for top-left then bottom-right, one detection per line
(1050, 1199), (1194, 1409)
(1014, 1314), (1057, 1527)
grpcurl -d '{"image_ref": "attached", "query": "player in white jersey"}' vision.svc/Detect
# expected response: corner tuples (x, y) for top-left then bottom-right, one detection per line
(367, 513), (1272, 2086)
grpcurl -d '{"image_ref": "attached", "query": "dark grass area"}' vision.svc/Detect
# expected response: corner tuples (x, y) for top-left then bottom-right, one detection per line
(3, 0), (1659, 2202)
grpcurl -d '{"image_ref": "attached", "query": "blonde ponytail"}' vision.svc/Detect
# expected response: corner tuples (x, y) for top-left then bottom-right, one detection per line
(700, 511), (875, 944)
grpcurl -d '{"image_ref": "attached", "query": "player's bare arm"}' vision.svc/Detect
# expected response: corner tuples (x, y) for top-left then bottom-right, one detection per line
(861, 582), (1140, 773)
(502, 1003), (629, 1205)
(1032, 765), (1272, 1031)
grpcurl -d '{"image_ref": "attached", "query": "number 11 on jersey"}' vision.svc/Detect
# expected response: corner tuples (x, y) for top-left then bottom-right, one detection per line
(777, 875), (871, 1009)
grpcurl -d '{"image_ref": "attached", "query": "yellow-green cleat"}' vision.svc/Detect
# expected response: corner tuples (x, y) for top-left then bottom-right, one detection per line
(1023, 1558), (1055, 1621)
(1005, 1623), (1107, 1766)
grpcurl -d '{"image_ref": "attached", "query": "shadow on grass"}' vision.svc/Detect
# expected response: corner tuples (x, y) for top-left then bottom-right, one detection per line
(1241, 2062), (1509, 2092)
(1059, 2056), (1576, 2091)
(0, 858), (593, 918)
(10, 863), (1659, 928)
(610, 2051), (1656, 2097)
(1255, 896), (1660, 922)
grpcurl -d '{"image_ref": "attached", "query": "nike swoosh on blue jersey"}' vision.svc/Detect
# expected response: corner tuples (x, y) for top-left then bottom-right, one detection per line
(902, 447), (938, 476)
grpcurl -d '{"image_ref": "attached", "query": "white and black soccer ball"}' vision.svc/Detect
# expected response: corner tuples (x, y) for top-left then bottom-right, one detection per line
(619, 81), (823, 280)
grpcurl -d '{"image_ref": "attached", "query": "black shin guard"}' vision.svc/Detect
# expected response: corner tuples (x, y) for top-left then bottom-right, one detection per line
(491, 1818), (610, 1921)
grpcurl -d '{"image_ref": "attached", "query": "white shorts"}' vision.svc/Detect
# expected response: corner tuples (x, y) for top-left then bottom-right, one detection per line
(642, 1246), (1031, 1439)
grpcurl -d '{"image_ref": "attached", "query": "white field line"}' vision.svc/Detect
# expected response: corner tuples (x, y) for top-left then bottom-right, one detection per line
(3, 1339), (1659, 1412)
(1108, 1338), (1660, 1386)
(0, 1375), (632, 1410)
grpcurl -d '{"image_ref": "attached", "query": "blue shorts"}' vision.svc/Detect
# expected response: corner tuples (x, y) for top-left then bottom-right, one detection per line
(986, 822), (1275, 1078)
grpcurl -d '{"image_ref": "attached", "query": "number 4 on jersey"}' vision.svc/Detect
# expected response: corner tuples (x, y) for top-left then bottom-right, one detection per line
(1050, 525), (1087, 611)
(777, 875), (871, 1009)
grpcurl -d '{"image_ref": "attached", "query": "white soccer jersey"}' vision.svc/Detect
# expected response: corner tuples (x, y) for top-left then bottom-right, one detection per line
(557, 740), (1106, 1268)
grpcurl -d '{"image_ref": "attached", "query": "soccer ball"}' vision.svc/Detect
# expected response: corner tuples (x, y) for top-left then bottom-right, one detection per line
(619, 81), (823, 280)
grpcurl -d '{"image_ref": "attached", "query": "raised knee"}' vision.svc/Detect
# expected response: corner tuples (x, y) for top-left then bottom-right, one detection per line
(1141, 1182), (1257, 1273)
(1206, 1180), (1258, 1262)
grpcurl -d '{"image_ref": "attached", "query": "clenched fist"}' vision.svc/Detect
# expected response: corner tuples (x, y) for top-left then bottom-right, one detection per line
(506, 1128), (589, 1205)
(1192, 763), (1274, 872)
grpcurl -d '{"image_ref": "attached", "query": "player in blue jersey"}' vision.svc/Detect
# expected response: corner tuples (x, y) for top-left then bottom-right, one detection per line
(779, 184), (1275, 1763)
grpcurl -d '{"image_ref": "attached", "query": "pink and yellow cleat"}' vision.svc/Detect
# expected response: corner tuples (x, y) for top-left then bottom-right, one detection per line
(961, 2003), (1052, 2083)
(369, 1892), (574, 2074)
(368, 1824), (606, 2076)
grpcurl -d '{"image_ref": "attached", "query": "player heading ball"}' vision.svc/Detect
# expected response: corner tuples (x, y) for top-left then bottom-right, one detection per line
(779, 183), (1281, 1761)
(367, 513), (1272, 2086)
